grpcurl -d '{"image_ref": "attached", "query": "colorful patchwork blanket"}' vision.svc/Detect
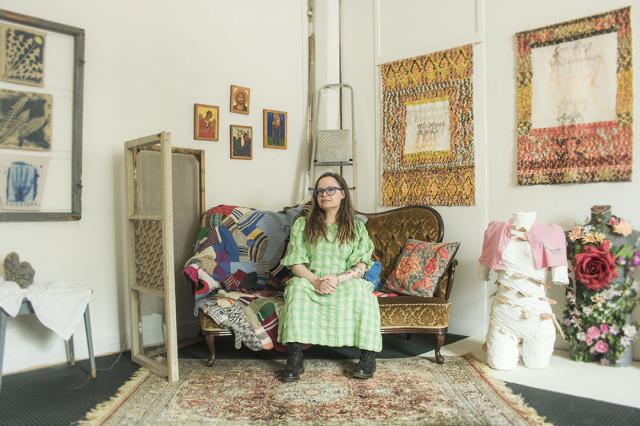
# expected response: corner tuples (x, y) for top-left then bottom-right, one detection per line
(183, 204), (305, 351)
(184, 204), (305, 312)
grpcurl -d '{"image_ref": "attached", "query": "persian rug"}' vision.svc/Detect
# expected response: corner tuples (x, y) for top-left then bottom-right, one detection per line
(380, 44), (475, 206)
(516, 7), (632, 185)
(82, 355), (549, 425)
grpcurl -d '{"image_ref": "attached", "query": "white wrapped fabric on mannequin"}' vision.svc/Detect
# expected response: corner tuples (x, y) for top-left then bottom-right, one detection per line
(479, 211), (568, 370)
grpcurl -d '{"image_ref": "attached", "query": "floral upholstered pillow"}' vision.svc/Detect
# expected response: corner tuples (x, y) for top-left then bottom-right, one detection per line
(383, 239), (460, 297)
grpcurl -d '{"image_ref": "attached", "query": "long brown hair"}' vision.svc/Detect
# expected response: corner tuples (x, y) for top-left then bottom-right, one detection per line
(305, 172), (356, 245)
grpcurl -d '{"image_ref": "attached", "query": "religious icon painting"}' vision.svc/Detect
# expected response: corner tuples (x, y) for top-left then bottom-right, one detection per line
(263, 109), (287, 149)
(230, 85), (250, 115)
(230, 125), (252, 160)
(0, 24), (46, 87)
(194, 104), (219, 141)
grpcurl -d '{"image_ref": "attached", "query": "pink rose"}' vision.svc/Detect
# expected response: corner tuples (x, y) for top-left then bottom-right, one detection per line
(586, 326), (601, 339)
(613, 218), (632, 237)
(585, 336), (593, 345)
(600, 324), (609, 334)
(594, 340), (609, 354)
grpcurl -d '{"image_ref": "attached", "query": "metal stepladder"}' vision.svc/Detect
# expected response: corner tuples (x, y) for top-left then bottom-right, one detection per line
(309, 83), (357, 204)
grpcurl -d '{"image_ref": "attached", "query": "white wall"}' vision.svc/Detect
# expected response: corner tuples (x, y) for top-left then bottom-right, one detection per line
(342, 0), (488, 337)
(484, 0), (640, 357)
(0, 0), (307, 374)
(342, 0), (640, 357)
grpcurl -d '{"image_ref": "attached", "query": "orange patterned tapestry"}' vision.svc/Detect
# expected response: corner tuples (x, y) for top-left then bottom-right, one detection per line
(380, 45), (475, 206)
(516, 7), (632, 185)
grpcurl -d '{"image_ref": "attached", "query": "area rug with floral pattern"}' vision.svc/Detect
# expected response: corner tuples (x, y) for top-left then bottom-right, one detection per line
(82, 355), (549, 425)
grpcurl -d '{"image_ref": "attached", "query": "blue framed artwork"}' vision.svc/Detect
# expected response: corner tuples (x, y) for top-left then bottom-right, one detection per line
(263, 109), (287, 149)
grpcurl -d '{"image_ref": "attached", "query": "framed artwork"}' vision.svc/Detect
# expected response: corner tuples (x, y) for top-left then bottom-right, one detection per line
(380, 44), (475, 206)
(230, 85), (250, 115)
(193, 103), (219, 141)
(0, 9), (84, 221)
(263, 109), (287, 149)
(0, 89), (52, 150)
(0, 23), (45, 86)
(0, 154), (49, 210)
(516, 7), (632, 185)
(230, 125), (252, 160)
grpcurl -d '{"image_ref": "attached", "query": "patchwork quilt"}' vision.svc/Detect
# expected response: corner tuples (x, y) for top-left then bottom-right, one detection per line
(183, 204), (305, 314)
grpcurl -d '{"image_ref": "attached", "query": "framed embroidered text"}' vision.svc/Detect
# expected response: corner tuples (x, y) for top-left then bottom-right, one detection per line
(516, 7), (632, 185)
(0, 9), (84, 221)
(380, 44), (475, 206)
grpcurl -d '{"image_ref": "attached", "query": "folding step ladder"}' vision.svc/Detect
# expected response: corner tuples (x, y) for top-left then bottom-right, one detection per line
(309, 83), (357, 204)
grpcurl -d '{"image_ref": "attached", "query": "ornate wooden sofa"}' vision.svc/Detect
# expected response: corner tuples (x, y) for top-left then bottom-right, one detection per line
(199, 205), (457, 365)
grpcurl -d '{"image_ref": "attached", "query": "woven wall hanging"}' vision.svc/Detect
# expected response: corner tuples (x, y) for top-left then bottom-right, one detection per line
(380, 44), (475, 206)
(516, 7), (632, 185)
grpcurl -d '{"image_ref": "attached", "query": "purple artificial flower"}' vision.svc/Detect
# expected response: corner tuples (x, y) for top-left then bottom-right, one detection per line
(632, 251), (640, 267)
(617, 257), (627, 266)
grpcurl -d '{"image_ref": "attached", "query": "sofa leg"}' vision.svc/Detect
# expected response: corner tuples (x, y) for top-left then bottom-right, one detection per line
(435, 331), (445, 364)
(205, 333), (216, 367)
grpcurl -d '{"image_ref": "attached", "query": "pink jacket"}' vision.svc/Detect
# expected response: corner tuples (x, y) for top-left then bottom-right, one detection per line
(478, 220), (568, 270)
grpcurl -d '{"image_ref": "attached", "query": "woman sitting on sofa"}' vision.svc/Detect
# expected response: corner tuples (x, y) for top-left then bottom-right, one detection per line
(278, 172), (382, 382)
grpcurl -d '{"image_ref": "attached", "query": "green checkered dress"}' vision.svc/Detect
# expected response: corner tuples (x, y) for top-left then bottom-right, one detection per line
(278, 217), (382, 352)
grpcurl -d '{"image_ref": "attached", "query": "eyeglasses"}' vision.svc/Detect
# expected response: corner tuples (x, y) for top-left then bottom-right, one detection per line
(314, 186), (343, 197)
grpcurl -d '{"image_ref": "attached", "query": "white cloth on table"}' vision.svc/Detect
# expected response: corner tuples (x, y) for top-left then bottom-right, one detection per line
(0, 278), (92, 340)
(0, 279), (24, 317)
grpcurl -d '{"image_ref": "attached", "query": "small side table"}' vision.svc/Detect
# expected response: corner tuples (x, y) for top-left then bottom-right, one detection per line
(0, 299), (96, 390)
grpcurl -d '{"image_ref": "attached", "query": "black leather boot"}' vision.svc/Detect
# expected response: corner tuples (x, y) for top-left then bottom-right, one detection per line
(280, 342), (304, 382)
(352, 349), (376, 379)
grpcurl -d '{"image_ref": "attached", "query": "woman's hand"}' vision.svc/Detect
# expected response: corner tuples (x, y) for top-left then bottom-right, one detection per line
(313, 275), (337, 294)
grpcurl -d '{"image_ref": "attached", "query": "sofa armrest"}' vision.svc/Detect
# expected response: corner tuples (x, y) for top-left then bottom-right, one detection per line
(436, 259), (458, 301)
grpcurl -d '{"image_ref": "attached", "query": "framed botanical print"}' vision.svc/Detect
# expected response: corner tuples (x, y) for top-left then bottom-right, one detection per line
(263, 109), (287, 149)
(0, 9), (84, 221)
(230, 125), (252, 160)
(230, 85), (250, 115)
(0, 23), (46, 86)
(194, 103), (219, 141)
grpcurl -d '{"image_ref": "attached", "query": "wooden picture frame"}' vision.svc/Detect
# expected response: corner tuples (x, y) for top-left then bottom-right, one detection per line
(193, 103), (219, 141)
(230, 125), (252, 160)
(230, 84), (250, 115)
(0, 9), (84, 222)
(263, 109), (287, 149)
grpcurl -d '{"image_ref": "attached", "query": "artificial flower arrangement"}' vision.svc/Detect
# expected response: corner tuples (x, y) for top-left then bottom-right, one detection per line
(563, 214), (640, 365)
